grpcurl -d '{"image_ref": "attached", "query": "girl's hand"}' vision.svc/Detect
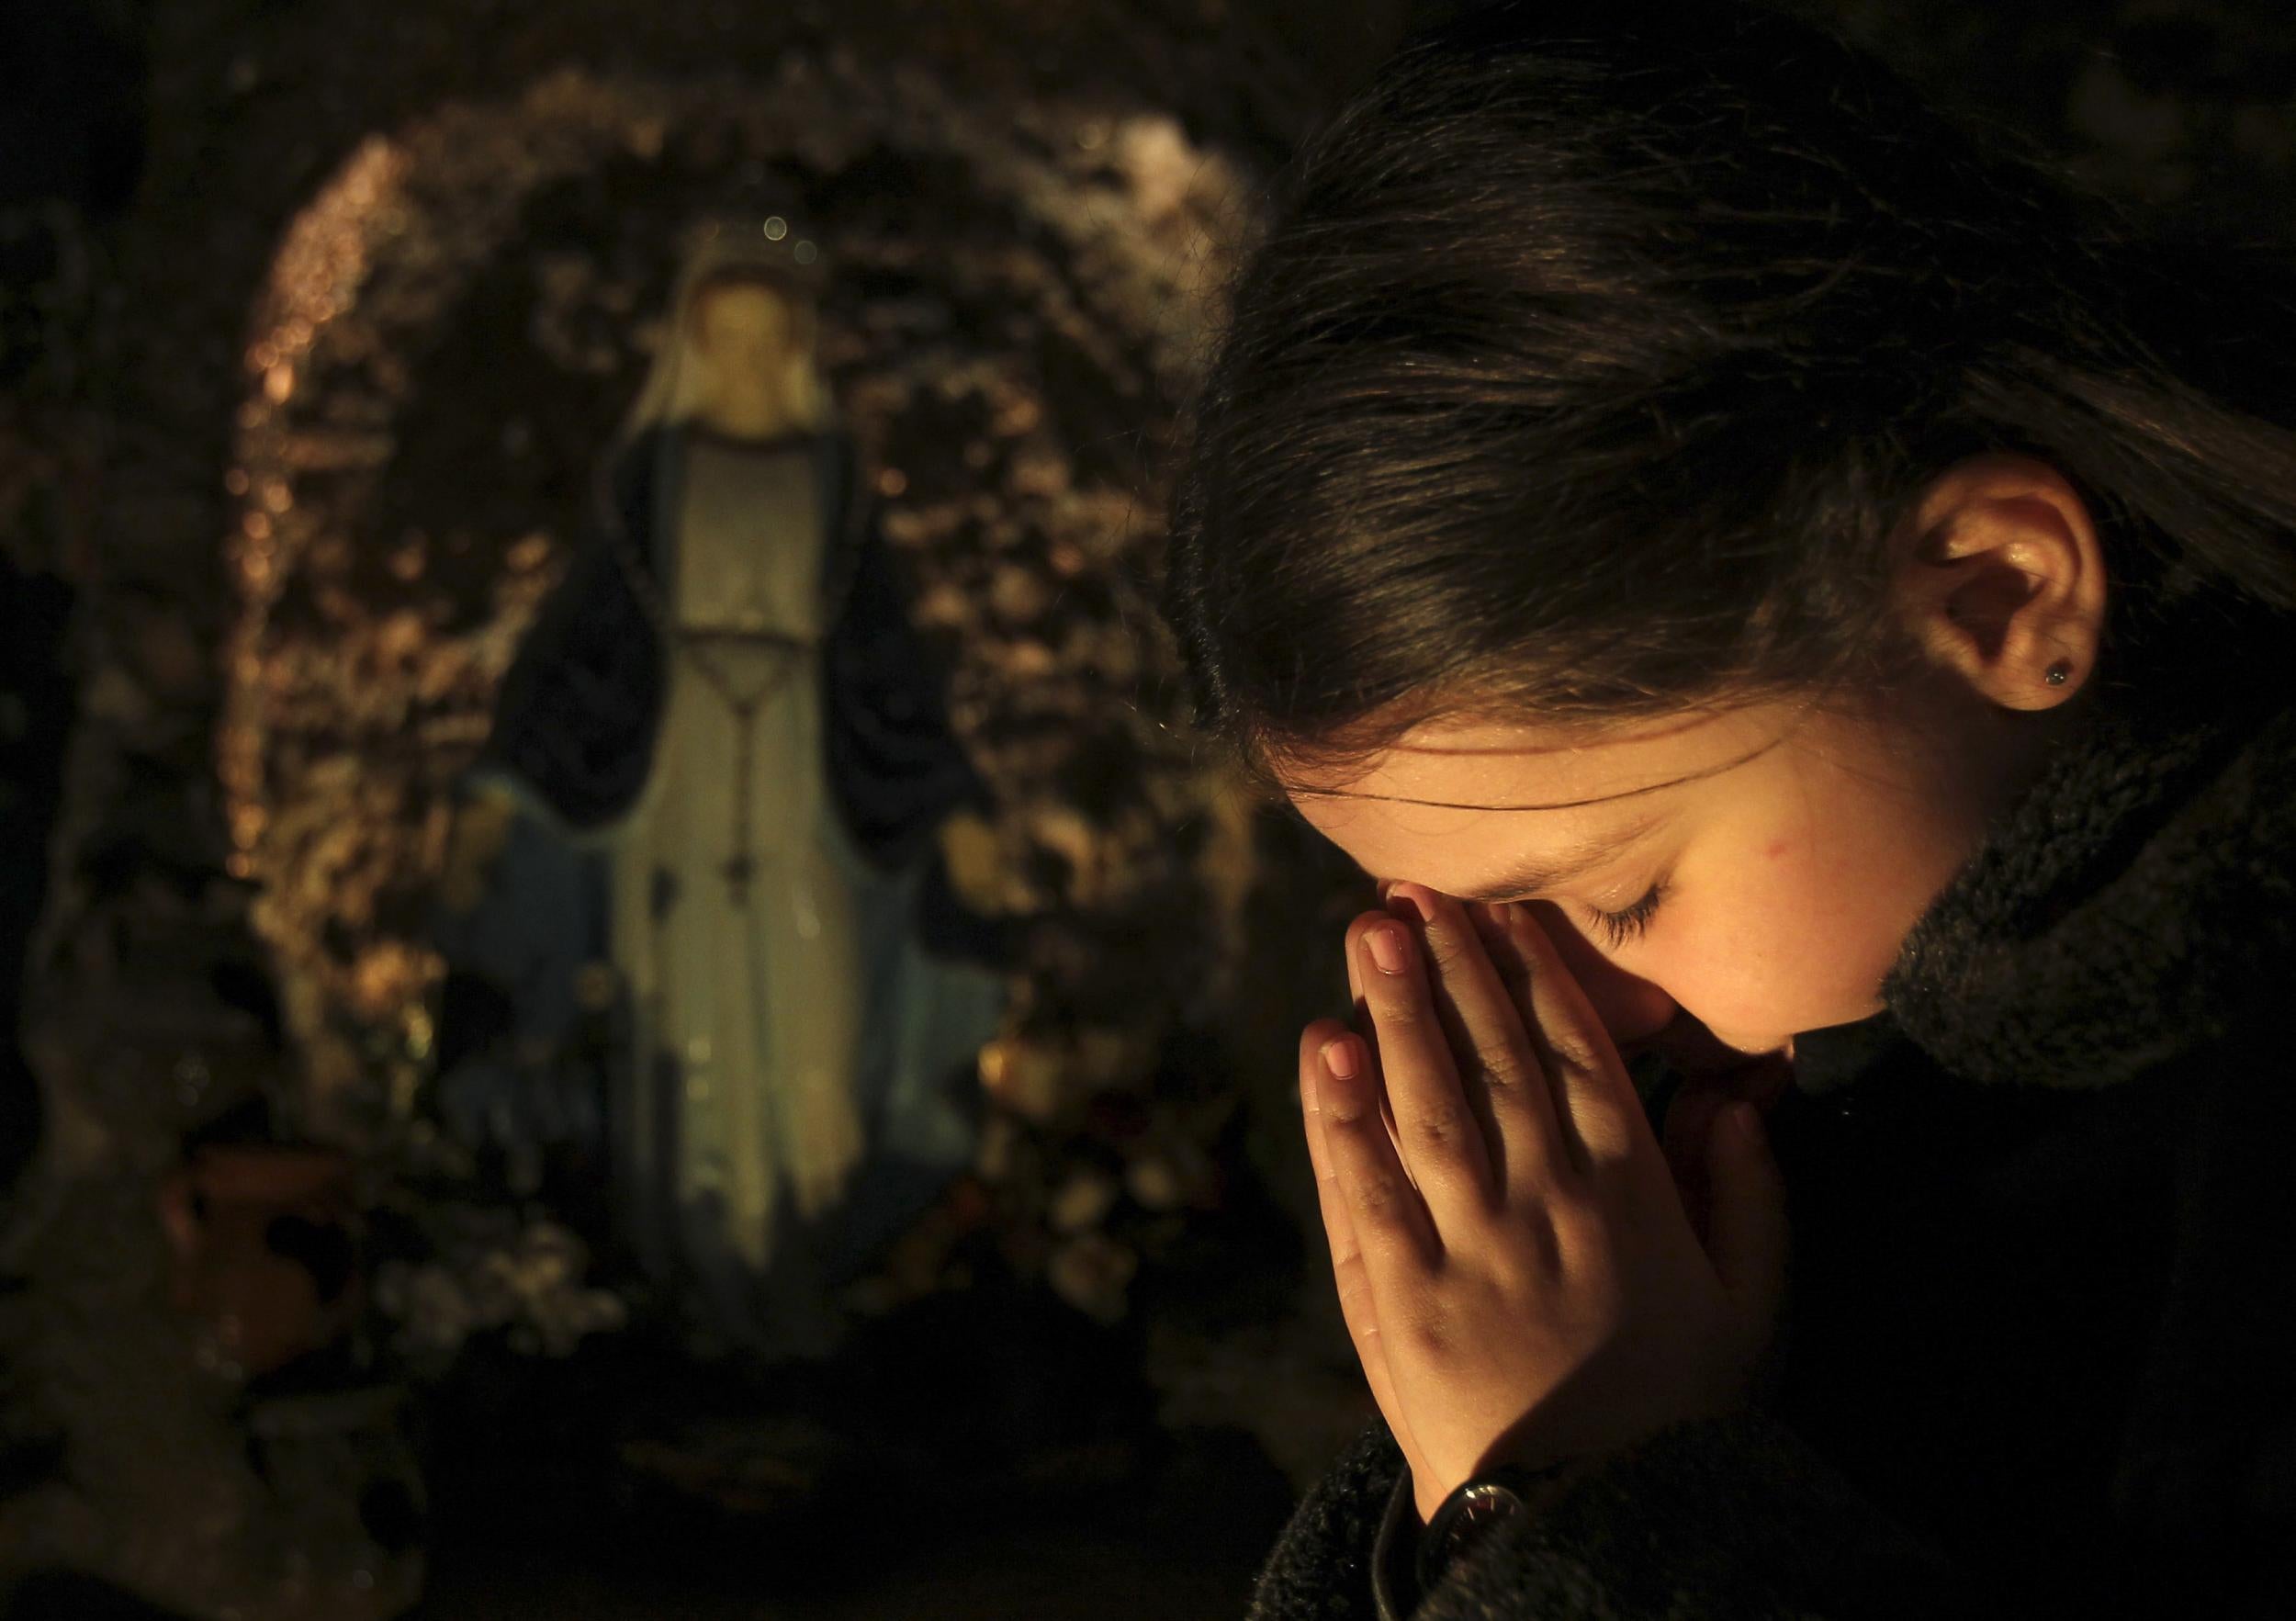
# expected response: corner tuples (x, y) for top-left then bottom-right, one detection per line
(1299, 884), (1788, 1522)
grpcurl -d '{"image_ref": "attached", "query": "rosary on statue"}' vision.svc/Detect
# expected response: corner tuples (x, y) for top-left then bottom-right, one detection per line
(605, 494), (812, 910)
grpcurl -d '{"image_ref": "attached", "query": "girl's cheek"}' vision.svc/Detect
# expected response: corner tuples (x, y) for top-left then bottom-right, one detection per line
(1657, 894), (1816, 1043)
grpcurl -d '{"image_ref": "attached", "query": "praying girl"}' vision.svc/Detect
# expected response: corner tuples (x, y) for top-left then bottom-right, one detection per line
(1163, 6), (2296, 1615)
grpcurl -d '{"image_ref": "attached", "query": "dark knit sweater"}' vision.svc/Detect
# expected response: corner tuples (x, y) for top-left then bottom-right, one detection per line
(1248, 612), (2296, 1621)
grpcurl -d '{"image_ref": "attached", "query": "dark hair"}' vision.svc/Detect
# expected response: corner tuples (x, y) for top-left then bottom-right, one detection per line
(1163, 0), (2296, 783)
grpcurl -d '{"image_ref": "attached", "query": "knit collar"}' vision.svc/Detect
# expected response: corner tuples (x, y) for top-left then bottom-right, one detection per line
(1863, 605), (2296, 1089)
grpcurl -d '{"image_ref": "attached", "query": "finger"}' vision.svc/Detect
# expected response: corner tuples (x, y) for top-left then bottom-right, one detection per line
(1348, 907), (1494, 1223)
(1505, 901), (1660, 1180)
(1314, 1011), (1444, 1280)
(1660, 1075), (1734, 1240)
(1300, 1022), (1427, 1472)
(1345, 895), (1403, 1169)
(1468, 895), (1588, 1158)
(1300, 1020), (1358, 1241)
(1469, 898), (1537, 1025)
(1390, 885), (1575, 1202)
(1351, 889), (1372, 1009)
(1705, 1101), (1790, 1360)
(1662, 1064), (1794, 1242)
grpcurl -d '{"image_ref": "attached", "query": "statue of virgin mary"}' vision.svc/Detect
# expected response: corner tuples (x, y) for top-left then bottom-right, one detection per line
(466, 220), (1006, 1357)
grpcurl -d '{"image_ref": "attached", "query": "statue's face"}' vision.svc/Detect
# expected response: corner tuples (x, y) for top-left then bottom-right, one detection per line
(688, 277), (810, 367)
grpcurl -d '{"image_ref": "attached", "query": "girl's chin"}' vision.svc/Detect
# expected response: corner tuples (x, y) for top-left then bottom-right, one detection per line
(1626, 1014), (1793, 1103)
(1641, 1012), (1784, 1070)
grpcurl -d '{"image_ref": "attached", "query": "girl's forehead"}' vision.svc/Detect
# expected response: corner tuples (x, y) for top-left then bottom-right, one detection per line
(1279, 706), (1795, 816)
(1282, 707), (1803, 893)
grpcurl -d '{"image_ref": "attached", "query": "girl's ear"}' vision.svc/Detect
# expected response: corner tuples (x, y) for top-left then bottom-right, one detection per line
(1891, 453), (2108, 712)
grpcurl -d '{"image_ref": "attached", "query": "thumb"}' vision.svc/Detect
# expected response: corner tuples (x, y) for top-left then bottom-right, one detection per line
(1705, 1102), (1789, 1343)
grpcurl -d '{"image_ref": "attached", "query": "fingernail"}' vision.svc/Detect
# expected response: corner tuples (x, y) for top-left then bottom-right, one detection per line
(1366, 922), (1409, 975)
(1395, 887), (1435, 924)
(1321, 1038), (1358, 1080)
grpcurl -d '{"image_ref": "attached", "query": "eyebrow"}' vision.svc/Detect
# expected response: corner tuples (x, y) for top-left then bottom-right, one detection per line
(1437, 810), (1667, 903)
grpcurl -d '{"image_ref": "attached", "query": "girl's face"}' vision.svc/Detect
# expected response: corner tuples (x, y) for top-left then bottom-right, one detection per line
(1281, 692), (2025, 1060)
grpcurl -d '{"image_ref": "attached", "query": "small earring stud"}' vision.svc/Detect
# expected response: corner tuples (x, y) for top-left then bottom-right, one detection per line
(2044, 661), (2071, 687)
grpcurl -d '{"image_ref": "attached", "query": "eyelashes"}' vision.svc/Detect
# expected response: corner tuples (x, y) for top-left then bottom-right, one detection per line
(1584, 881), (1666, 950)
(1473, 873), (1671, 952)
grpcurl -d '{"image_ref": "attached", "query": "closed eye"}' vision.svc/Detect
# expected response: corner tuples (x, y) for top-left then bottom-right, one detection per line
(1582, 881), (1666, 950)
